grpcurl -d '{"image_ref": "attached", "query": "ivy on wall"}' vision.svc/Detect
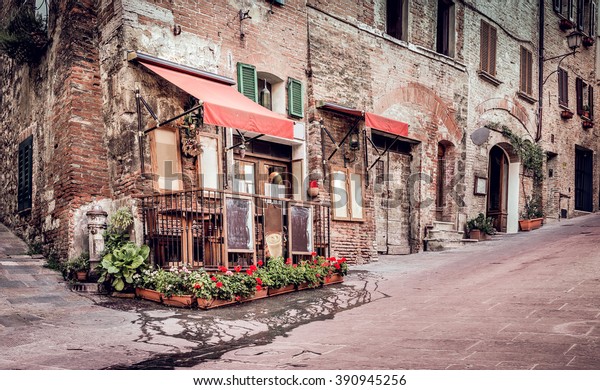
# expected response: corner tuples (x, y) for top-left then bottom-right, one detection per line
(0, 9), (48, 64)
(500, 126), (545, 181)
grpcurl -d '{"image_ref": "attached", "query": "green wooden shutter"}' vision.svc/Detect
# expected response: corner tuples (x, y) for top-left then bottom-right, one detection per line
(287, 77), (303, 118)
(237, 62), (258, 102)
(18, 136), (33, 211)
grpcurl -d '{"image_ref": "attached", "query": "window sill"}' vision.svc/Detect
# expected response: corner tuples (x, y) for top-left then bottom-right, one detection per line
(477, 70), (502, 86)
(517, 91), (537, 104)
(17, 207), (32, 216)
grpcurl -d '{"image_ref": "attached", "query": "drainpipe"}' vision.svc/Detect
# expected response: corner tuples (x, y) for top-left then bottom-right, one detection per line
(536, 0), (544, 142)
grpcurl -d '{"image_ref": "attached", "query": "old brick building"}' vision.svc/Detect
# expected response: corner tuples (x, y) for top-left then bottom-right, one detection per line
(1, 1), (598, 265)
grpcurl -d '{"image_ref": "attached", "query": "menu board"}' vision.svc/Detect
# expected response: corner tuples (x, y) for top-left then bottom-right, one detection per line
(290, 205), (313, 254)
(226, 197), (254, 252)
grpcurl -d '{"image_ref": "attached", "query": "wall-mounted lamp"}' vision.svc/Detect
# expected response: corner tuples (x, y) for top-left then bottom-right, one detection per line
(348, 130), (360, 151)
(239, 10), (252, 39)
(238, 143), (247, 159)
(259, 79), (272, 110)
(544, 31), (582, 63)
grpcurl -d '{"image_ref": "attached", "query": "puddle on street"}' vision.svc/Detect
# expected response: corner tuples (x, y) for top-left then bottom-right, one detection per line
(98, 270), (387, 369)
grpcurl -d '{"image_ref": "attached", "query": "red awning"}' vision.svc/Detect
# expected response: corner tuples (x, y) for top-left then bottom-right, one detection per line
(137, 60), (294, 139)
(364, 112), (409, 137)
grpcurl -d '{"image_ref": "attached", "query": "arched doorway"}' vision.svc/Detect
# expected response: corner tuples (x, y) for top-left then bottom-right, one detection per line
(487, 145), (519, 232)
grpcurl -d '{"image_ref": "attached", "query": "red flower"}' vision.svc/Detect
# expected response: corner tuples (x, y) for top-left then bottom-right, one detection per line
(313, 259), (318, 264)
(256, 285), (262, 291)
(286, 258), (293, 265)
(311, 251), (317, 256)
(316, 273), (321, 278)
(193, 283), (201, 289)
(218, 266), (227, 272)
(309, 180), (318, 188)
(292, 264), (297, 268)
(210, 276), (217, 282)
(235, 296), (241, 301)
(339, 257), (347, 263)
(246, 268), (254, 276)
(257, 260), (263, 267)
(255, 277), (263, 285)
(234, 265), (242, 273)
(215, 281), (223, 288)
(249, 265), (257, 272)
(334, 263), (341, 270)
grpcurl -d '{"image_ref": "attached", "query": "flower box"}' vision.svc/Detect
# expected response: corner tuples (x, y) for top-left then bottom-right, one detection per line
(582, 120), (594, 129)
(323, 274), (344, 285)
(135, 287), (162, 303)
(583, 36), (594, 47)
(468, 229), (481, 240)
(296, 282), (315, 291)
(242, 289), (269, 302)
(161, 294), (194, 308)
(268, 284), (296, 296)
(197, 297), (235, 310)
(559, 18), (574, 30)
(561, 110), (574, 119)
(519, 218), (543, 231)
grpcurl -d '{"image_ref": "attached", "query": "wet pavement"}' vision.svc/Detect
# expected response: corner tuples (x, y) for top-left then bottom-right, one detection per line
(1, 215), (600, 369)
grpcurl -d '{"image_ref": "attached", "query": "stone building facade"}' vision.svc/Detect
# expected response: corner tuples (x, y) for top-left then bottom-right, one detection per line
(0, 0), (598, 264)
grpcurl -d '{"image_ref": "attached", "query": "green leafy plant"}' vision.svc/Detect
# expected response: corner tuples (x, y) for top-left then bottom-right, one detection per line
(110, 207), (134, 232)
(101, 207), (134, 257)
(466, 213), (496, 235)
(501, 126), (545, 181)
(0, 8), (48, 64)
(98, 242), (149, 291)
(263, 257), (292, 289)
(521, 196), (544, 220)
(62, 253), (90, 280)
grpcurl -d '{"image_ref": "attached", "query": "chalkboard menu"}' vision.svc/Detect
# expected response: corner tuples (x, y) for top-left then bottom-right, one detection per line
(290, 205), (313, 254)
(226, 197), (254, 252)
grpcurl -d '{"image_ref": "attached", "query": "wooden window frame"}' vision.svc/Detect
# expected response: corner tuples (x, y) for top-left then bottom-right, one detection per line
(386, 0), (408, 41)
(577, 0), (586, 31)
(196, 133), (222, 191)
(558, 68), (569, 108)
(576, 77), (594, 119)
(148, 126), (183, 193)
(519, 46), (534, 97)
(330, 166), (365, 222)
(436, 0), (455, 57)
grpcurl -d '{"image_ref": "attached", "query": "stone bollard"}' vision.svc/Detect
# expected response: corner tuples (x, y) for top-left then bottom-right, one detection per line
(86, 205), (108, 279)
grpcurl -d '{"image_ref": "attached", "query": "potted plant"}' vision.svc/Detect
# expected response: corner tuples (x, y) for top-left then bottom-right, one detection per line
(561, 109), (574, 119)
(559, 18), (574, 30)
(98, 242), (149, 292)
(307, 180), (319, 197)
(582, 120), (594, 129)
(582, 105), (590, 119)
(582, 36), (594, 47)
(264, 257), (295, 296)
(519, 196), (544, 231)
(64, 253), (90, 282)
(133, 268), (163, 303)
(155, 266), (194, 307)
(466, 213), (496, 240)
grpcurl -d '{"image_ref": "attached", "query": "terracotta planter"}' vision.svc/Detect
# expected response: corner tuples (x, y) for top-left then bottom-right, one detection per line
(530, 217), (543, 230)
(469, 229), (481, 240)
(135, 287), (162, 303)
(583, 36), (594, 47)
(268, 284), (295, 296)
(323, 274), (344, 285)
(583, 120), (594, 129)
(296, 282), (313, 291)
(196, 297), (235, 310)
(559, 18), (574, 30)
(561, 110), (574, 119)
(307, 187), (319, 197)
(242, 289), (268, 302)
(76, 271), (87, 282)
(161, 294), (194, 308)
(519, 219), (532, 231)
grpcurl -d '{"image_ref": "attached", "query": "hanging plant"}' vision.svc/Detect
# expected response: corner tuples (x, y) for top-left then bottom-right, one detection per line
(0, 9), (48, 64)
(501, 126), (545, 181)
(177, 97), (203, 157)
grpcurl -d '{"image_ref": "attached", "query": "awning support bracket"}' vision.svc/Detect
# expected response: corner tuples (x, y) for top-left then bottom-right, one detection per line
(225, 130), (265, 151)
(367, 134), (400, 171)
(326, 116), (361, 161)
(143, 104), (204, 134)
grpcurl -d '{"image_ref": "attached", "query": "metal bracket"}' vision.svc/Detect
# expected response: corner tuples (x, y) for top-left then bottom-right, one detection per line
(225, 129), (264, 151)
(366, 133), (400, 171)
(325, 116), (361, 161)
(143, 104), (203, 134)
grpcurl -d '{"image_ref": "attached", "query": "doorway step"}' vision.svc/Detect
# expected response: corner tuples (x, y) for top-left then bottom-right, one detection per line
(423, 221), (478, 251)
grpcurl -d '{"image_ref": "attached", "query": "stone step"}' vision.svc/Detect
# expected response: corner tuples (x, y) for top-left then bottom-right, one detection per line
(424, 238), (478, 252)
(431, 221), (456, 231)
(427, 229), (466, 241)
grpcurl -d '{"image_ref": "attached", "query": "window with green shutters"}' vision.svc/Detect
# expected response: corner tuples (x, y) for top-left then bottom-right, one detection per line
(18, 136), (33, 211)
(287, 77), (303, 118)
(237, 62), (258, 102)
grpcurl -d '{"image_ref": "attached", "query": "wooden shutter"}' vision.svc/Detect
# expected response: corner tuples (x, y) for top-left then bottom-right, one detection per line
(18, 136), (33, 211)
(590, 1), (597, 36)
(480, 21), (489, 73)
(576, 77), (583, 114)
(237, 63), (258, 102)
(489, 25), (497, 76)
(287, 77), (304, 118)
(554, 0), (561, 13)
(569, 0), (575, 21)
(519, 47), (532, 95)
(589, 85), (594, 119)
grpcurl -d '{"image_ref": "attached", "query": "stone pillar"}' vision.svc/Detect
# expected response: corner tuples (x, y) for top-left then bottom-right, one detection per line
(86, 205), (108, 279)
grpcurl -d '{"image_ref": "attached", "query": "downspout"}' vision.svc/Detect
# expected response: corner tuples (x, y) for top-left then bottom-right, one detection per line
(536, 0), (544, 142)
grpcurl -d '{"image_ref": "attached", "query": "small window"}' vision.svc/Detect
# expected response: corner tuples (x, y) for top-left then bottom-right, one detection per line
(589, 1), (597, 36)
(198, 134), (220, 190)
(519, 46), (533, 96)
(287, 77), (304, 118)
(480, 20), (497, 77)
(555, 0), (575, 20)
(237, 62), (258, 102)
(576, 77), (594, 119)
(436, 0), (455, 57)
(386, 0), (408, 41)
(18, 136), (33, 211)
(330, 167), (364, 221)
(233, 160), (256, 194)
(577, 0), (586, 31)
(558, 68), (569, 107)
(149, 127), (183, 191)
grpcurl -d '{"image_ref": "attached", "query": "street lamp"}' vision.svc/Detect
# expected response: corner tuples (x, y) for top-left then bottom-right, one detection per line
(543, 31), (582, 63)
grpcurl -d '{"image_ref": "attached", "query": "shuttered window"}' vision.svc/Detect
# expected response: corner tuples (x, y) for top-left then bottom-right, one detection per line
(558, 68), (569, 107)
(287, 77), (304, 118)
(18, 136), (33, 211)
(576, 77), (584, 115)
(577, 0), (585, 31)
(576, 78), (594, 119)
(555, 0), (575, 20)
(237, 62), (258, 102)
(480, 20), (497, 76)
(519, 47), (533, 96)
(330, 166), (363, 221)
(590, 1), (597, 36)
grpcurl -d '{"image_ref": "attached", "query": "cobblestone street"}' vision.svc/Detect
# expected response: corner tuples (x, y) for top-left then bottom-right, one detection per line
(1, 215), (600, 369)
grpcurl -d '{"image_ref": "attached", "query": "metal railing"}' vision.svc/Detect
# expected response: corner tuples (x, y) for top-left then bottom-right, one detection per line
(138, 188), (330, 270)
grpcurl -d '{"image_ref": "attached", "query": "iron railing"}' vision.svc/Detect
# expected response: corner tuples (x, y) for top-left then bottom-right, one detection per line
(138, 188), (330, 270)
